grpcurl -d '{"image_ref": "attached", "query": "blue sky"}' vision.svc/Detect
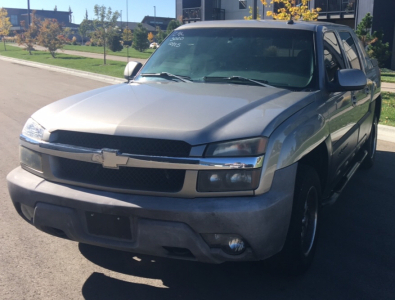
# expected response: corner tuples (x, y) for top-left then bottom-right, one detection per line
(1, 0), (176, 24)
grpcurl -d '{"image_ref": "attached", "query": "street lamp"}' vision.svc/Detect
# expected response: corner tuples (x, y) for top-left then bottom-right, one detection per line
(27, 0), (31, 28)
(154, 6), (156, 31)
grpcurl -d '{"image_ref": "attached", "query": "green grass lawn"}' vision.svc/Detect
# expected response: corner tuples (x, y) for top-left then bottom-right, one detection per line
(381, 68), (395, 83)
(63, 45), (154, 59)
(0, 45), (125, 78)
(380, 92), (395, 126)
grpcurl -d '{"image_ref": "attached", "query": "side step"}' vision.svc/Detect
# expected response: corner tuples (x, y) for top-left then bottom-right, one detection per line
(322, 150), (368, 206)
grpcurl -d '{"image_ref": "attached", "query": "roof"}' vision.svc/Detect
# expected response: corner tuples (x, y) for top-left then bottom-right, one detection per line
(141, 16), (174, 23)
(2, 7), (70, 14)
(116, 21), (156, 31)
(178, 19), (350, 31)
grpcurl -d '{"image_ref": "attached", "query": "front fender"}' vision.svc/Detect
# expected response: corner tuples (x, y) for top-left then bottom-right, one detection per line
(255, 96), (330, 195)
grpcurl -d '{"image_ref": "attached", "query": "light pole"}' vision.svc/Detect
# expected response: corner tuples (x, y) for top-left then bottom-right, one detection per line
(253, 0), (257, 19)
(154, 6), (156, 33)
(27, 0), (31, 28)
(126, 0), (129, 62)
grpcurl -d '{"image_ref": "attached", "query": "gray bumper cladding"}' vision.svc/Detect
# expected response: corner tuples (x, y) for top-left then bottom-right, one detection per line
(7, 164), (297, 263)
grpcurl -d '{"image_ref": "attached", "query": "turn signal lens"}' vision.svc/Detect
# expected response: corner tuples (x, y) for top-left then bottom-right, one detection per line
(205, 137), (267, 157)
(22, 118), (45, 141)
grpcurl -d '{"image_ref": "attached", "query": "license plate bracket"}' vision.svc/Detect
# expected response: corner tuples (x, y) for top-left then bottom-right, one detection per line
(85, 211), (132, 240)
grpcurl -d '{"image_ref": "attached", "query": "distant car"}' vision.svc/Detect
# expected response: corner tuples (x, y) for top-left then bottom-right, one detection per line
(7, 20), (381, 275)
(149, 42), (159, 49)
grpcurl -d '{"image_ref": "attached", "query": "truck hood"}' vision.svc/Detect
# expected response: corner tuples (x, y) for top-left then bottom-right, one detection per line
(32, 81), (316, 145)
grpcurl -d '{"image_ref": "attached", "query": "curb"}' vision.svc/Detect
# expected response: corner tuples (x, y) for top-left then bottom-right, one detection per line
(378, 124), (395, 143)
(0, 55), (124, 85)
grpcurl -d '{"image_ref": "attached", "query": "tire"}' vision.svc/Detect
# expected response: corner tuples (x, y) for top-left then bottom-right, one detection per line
(267, 165), (321, 275)
(361, 116), (378, 169)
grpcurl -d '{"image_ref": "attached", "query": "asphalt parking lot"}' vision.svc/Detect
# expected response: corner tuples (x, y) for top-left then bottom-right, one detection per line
(1, 59), (395, 300)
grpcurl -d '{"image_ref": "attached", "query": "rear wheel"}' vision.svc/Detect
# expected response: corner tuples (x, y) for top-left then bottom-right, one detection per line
(267, 165), (321, 275)
(361, 116), (378, 169)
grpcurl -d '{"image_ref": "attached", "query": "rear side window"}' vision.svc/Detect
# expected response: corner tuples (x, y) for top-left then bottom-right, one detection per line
(338, 31), (362, 70)
(323, 32), (346, 82)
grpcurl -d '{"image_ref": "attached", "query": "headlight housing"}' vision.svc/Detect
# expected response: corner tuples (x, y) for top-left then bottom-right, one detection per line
(197, 169), (261, 192)
(20, 146), (43, 172)
(22, 118), (45, 141)
(205, 137), (267, 157)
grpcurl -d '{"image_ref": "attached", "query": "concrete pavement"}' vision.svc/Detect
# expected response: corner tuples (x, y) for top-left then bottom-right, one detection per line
(382, 81), (395, 93)
(1, 58), (395, 300)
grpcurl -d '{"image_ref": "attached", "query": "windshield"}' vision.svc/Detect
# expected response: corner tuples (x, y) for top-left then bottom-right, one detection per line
(135, 27), (317, 90)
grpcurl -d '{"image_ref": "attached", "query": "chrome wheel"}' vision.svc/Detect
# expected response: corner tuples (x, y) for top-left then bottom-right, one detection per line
(301, 186), (318, 257)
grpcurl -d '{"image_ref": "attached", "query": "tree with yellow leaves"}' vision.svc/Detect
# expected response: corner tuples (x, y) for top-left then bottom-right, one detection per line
(261, 0), (321, 21)
(147, 32), (154, 43)
(244, 6), (262, 20)
(0, 8), (12, 51)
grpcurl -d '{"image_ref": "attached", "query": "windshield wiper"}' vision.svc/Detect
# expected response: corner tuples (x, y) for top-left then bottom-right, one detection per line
(204, 76), (274, 88)
(140, 72), (192, 83)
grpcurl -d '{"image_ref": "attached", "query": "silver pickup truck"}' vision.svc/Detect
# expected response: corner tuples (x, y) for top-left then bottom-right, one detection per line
(7, 20), (381, 274)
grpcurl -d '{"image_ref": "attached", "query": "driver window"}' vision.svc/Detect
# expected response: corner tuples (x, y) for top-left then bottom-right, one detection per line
(323, 32), (346, 82)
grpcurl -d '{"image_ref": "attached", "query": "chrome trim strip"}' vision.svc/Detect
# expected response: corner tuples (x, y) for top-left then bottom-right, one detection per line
(20, 135), (264, 170)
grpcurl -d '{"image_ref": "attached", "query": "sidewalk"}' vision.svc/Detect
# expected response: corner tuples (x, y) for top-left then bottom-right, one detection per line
(10, 43), (148, 65)
(382, 82), (395, 93)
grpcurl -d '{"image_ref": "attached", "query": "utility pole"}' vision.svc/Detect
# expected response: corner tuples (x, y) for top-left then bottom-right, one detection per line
(126, 0), (129, 62)
(154, 6), (156, 32)
(27, 0), (31, 28)
(253, 0), (257, 19)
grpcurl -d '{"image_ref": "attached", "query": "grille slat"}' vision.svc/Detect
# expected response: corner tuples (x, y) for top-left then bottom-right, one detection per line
(53, 157), (185, 193)
(51, 131), (191, 157)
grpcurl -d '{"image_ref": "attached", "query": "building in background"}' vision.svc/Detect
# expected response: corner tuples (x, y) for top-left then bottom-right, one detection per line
(141, 16), (175, 31)
(3, 7), (78, 32)
(176, 0), (395, 68)
(116, 21), (156, 33)
(312, 0), (395, 69)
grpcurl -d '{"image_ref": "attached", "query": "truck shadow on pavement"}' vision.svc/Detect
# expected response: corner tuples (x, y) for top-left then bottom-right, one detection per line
(80, 149), (395, 300)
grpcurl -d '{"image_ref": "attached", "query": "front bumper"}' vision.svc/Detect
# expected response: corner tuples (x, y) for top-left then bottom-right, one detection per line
(7, 163), (297, 263)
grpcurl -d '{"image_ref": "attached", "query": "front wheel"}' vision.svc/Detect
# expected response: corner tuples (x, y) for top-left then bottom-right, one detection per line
(361, 115), (378, 169)
(267, 165), (321, 275)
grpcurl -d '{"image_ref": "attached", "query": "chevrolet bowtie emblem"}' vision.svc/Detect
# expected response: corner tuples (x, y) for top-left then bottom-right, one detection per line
(92, 149), (129, 169)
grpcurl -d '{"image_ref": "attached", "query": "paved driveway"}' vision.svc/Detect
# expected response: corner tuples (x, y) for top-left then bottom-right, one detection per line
(1, 59), (395, 300)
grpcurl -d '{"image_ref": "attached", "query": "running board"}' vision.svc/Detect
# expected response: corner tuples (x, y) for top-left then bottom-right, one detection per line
(322, 150), (368, 206)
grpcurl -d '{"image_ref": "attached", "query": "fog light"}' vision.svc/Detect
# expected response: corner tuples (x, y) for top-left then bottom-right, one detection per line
(20, 146), (42, 172)
(201, 233), (247, 255)
(20, 204), (35, 222)
(226, 238), (246, 255)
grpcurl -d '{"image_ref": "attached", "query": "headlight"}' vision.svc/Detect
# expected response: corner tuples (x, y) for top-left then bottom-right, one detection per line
(197, 169), (261, 192)
(20, 146), (42, 172)
(22, 118), (45, 141)
(205, 137), (267, 157)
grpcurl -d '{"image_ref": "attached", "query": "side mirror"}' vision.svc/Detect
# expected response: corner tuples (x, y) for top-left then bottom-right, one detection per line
(328, 69), (367, 92)
(124, 61), (143, 81)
